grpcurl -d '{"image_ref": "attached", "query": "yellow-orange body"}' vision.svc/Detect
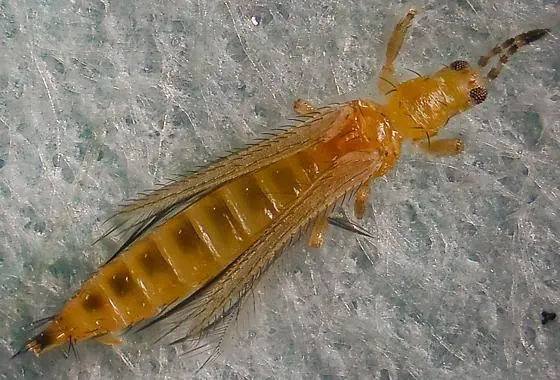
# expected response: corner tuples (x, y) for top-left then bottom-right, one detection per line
(27, 100), (401, 352)
(17, 9), (549, 357)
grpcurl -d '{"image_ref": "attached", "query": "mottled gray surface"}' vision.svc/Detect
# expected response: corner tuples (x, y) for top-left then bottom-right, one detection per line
(1, 0), (559, 379)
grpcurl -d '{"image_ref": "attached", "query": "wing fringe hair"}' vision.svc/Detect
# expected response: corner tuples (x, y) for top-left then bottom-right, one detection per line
(101, 104), (353, 261)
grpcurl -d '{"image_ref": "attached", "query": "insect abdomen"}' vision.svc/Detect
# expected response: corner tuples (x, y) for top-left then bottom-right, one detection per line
(46, 148), (335, 347)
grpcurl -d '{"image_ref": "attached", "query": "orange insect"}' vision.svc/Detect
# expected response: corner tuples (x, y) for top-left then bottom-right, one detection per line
(14, 9), (549, 360)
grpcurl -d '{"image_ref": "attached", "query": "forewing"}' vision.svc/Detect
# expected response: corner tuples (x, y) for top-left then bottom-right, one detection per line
(143, 149), (383, 358)
(102, 104), (354, 258)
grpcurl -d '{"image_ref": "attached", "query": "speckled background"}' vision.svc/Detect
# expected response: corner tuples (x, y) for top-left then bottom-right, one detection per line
(1, 1), (559, 379)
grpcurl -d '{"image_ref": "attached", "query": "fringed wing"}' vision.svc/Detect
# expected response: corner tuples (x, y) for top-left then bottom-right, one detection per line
(141, 149), (382, 363)
(102, 104), (354, 259)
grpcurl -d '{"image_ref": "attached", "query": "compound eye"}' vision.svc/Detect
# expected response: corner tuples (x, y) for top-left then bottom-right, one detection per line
(469, 87), (488, 104)
(450, 60), (469, 70)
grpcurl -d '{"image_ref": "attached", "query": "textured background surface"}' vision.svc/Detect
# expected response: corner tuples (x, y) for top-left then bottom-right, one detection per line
(1, 0), (559, 379)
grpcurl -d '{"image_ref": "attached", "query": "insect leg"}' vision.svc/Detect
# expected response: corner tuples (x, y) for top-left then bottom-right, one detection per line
(293, 98), (315, 116)
(354, 178), (372, 219)
(416, 138), (464, 156)
(308, 211), (329, 248)
(378, 9), (417, 94)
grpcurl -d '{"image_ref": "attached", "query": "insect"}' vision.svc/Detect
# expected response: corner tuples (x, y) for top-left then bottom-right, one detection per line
(14, 9), (550, 360)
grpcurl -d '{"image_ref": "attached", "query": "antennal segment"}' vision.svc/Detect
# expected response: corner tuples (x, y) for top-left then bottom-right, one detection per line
(478, 28), (550, 80)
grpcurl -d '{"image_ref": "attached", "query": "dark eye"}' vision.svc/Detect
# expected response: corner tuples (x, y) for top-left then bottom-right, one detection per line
(469, 87), (488, 104)
(450, 60), (469, 70)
